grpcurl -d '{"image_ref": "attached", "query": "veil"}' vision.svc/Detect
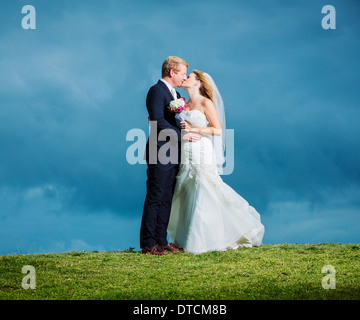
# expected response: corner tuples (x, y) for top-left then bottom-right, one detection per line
(203, 73), (226, 175)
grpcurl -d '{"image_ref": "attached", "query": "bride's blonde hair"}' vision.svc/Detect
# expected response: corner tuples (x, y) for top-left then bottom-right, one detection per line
(192, 70), (214, 103)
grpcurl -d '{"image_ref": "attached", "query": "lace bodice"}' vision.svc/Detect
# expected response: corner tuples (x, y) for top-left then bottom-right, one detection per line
(175, 110), (209, 128)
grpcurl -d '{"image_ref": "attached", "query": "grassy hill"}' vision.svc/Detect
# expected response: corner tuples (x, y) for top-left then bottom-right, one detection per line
(1, 243), (359, 300)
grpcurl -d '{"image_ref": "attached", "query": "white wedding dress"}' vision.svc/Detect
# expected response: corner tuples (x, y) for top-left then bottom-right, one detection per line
(167, 110), (265, 254)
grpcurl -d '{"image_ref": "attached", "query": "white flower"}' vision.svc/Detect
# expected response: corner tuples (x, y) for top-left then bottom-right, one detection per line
(169, 98), (187, 113)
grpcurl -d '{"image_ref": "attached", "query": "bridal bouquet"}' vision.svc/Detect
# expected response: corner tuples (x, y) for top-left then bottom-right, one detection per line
(168, 97), (187, 113)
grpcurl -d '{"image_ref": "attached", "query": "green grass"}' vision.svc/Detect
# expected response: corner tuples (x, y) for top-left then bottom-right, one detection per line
(1, 244), (359, 300)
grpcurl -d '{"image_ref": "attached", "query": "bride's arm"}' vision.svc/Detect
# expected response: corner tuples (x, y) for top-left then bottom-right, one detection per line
(181, 100), (222, 136)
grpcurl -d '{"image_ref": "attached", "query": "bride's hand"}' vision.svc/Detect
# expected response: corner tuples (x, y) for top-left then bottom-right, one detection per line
(182, 132), (202, 142)
(180, 121), (192, 132)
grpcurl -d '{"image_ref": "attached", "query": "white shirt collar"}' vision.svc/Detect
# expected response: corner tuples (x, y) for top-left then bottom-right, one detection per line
(160, 79), (175, 96)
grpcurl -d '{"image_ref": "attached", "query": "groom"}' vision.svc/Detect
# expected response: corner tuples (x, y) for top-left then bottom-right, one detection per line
(140, 56), (200, 255)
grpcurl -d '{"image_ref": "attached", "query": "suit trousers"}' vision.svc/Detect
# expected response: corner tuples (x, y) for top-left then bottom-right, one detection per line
(140, 161), (179, 248)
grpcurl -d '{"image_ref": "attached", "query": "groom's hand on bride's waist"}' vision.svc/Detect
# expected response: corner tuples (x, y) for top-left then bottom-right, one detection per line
(182, 132), (202, 142)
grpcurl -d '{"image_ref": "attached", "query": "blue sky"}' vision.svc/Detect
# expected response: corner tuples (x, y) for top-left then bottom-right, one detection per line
(0, 0), (359, 254)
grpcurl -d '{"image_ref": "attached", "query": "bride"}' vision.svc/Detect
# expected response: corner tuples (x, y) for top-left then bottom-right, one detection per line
(167, 70), (265, 254)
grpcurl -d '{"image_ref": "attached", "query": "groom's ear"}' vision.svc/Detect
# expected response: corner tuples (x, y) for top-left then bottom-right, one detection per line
(169, 69), (175, 78)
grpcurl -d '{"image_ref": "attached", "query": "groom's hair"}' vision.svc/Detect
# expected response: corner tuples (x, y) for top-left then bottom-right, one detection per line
(162, 56), (188, 78)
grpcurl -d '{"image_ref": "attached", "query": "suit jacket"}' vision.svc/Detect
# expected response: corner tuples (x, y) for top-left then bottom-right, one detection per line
(145, 80), (182, 164)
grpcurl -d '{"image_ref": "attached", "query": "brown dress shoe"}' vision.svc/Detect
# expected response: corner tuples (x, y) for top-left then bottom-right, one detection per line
(141, 244), (168, 255)
(160, 243), (183, 253)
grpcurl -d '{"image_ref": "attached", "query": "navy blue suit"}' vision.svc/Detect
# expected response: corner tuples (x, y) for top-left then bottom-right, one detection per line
(140, 80), (182, 248)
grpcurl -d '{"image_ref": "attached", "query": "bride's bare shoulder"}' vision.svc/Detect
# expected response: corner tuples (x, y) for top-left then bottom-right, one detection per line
(201, 97), (215, 109)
